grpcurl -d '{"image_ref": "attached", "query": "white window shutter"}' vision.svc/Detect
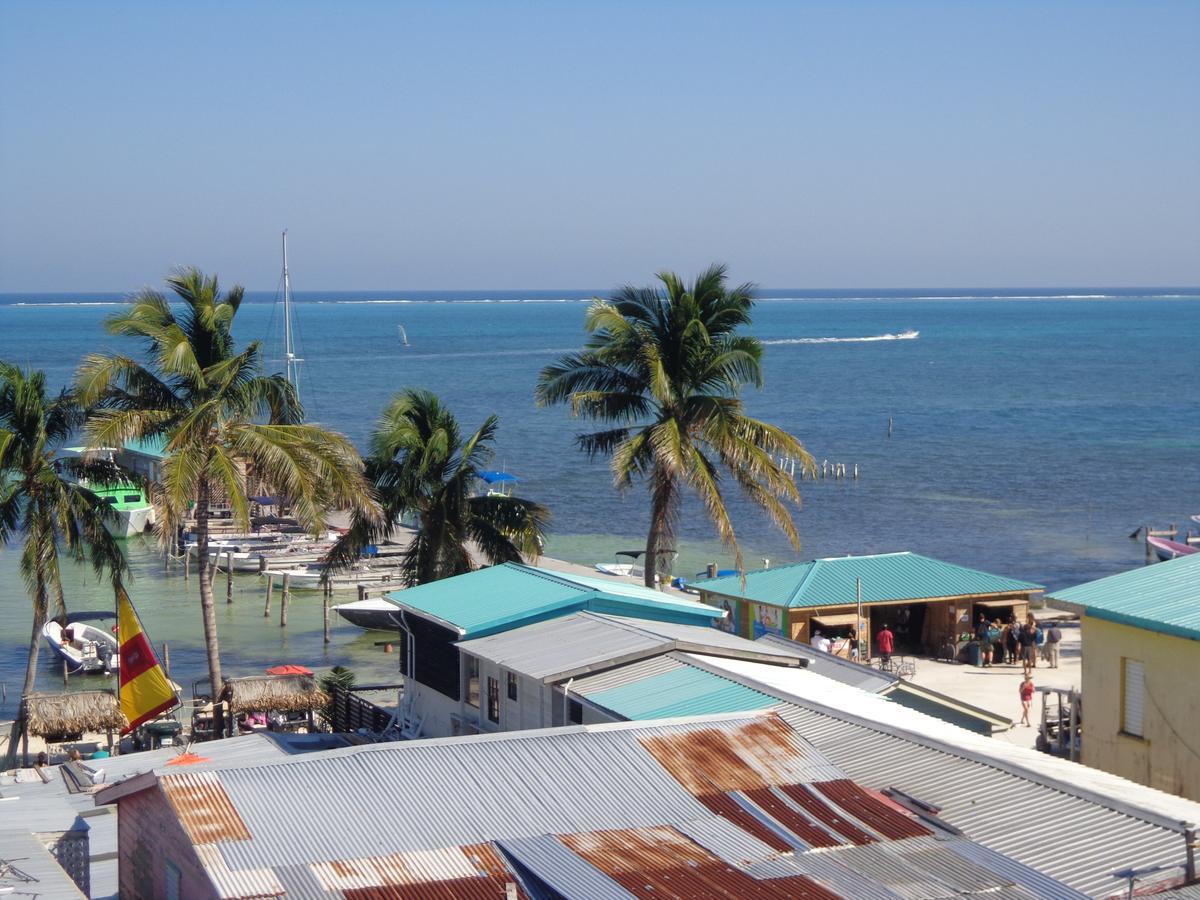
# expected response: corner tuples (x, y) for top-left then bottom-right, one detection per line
(1123, 659), (1145, 737)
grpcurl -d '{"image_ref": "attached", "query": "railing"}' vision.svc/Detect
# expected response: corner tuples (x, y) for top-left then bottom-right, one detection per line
(330, 684), (401, 734)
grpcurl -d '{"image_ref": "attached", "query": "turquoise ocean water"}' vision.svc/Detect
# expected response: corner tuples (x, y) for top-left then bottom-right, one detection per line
(1, 288), (1197, 718)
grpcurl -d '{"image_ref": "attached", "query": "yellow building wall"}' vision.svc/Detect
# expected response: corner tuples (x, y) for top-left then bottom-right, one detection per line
(1081, 616), (1200, 801)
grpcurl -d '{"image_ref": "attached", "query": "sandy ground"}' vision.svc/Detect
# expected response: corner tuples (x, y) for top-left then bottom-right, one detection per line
(905, 607), (1081, 748)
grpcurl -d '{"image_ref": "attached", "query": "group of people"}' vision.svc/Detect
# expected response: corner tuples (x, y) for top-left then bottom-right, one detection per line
(975, 612), (1062, 672)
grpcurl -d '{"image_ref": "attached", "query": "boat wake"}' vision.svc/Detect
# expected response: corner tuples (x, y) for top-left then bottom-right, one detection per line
(762, 330), (919, 345)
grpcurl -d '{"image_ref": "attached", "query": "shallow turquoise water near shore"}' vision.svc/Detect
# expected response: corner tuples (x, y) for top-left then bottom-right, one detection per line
(1, 289), (1197, 718)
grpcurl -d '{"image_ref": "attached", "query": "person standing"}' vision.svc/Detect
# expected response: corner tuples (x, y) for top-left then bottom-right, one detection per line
(1005, 615), (1020, 664)
(1019, 616), (1038, 673)
(975, 614), (992, 667)
(1019, 674), (1035, 727)
(1044, 623), (1062, 668)
(876, 623), (895, 666)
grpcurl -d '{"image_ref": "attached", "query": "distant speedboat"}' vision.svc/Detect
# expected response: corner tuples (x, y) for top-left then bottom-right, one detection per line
(92, 481), (155, 537)
(1147, 535), (1199, 562)
(43, 615), (119, 674)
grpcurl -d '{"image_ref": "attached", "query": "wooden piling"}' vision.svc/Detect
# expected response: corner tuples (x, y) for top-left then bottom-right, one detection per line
(62, 657), (69, 685)
(264, 576), (274, 618)
(323, 589), (331, 644)
(184, 548), (189, 582)
(280, 573), (290, 627)
(162, 642), (171, 678)
(226, 551), (234, 604)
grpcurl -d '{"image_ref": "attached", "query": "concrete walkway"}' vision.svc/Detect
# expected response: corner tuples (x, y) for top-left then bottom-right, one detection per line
(905, 608), (1081, 748)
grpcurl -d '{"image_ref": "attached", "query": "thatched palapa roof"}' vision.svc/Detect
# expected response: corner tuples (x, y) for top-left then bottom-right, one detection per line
(25, 690), (125, 736)
(221, 674), (328, 714)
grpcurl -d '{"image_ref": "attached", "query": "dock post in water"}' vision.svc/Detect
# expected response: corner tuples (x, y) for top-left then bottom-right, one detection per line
(323, 586), (332, 644)
(280, 573), (290, 628)
(264, 576), (274, 618)
(183, 547), (189, 582)
(226, 551), (234, 604)
(162, 642), (171, 678)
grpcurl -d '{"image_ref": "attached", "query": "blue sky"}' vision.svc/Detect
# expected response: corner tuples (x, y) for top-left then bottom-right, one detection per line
(1, 1), (1197, 291)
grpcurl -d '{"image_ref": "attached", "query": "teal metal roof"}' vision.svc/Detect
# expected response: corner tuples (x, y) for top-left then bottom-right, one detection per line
(696, 551), (1042, 608)
(121, 436), (168, 459)
(581, 661), (777, 719)
(1050, 553), (1200, 642)
(386, 563), (725, 638)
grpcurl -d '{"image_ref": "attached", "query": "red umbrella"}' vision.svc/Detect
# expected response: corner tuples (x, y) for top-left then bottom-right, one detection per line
(265, 664), (313, 676)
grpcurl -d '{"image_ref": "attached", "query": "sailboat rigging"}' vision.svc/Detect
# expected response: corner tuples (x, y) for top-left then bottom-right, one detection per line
(281, 230), (303, 391)
(398, 323), (410, 347)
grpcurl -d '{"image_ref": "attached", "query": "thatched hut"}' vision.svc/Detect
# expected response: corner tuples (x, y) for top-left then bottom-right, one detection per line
(221, 674), (328, 717)
(24, 690), (125, 739)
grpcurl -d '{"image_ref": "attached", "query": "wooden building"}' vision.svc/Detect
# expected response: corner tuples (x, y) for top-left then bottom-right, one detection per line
(696, 551), (1042, 658)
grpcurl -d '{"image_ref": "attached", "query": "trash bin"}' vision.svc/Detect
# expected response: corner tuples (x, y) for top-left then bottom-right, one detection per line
(967, 641), (982, 667)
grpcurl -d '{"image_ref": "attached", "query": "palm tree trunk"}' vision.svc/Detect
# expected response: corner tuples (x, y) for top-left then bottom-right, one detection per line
(5, 569), (48, 767)
(195, 477), (224, 734)
(643, 472), (675, 589)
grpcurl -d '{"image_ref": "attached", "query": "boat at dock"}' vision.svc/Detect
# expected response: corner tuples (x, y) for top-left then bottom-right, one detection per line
(269, 563), (404, 590)
(43, 612), (119, 674)
(92, 481), (155, 537)
(333, 596), (404, 630)
(1147, 535), (1199, 561)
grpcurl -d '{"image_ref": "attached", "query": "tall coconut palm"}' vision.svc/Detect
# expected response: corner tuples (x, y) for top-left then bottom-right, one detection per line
(0, 364), (127, 765)
(325, 389), (549, 586)
(536, 264), (814, 587)
(75, 267), (374, 706)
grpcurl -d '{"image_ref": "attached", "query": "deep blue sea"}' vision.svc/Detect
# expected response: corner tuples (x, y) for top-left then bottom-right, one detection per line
(1, 288), (1197, 719)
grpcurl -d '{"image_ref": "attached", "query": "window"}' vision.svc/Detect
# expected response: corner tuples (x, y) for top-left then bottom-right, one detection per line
(487, 676), (500, 723)
(569, 698), (583, 724)
(507, 672), (518, 702)
(124, 494), (142, 503)
(165, 861), (182, 900)
(464, 656), (479, 708)
(1122, 658), (1145, 738)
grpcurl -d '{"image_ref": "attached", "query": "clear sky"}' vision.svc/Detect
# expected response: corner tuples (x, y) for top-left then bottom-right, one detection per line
(1, 1), (1197, 292)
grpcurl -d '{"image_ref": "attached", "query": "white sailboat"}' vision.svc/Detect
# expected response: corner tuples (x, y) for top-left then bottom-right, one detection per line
(281, 230), (303, 392)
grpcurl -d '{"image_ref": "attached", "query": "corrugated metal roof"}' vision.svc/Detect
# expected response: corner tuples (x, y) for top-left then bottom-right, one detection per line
(459, 609), (800, 682)
(498, 833), (636, 899)
(0, 829), (86, 899)
(561, 652), (1200, 896)
(458, 612), (667, 679)
(756, 633), (897, 691)
(385, 562), (724, 637)
(696, 551), (1042, 608)
(107, 713), (1088, 898)
(571, 653), (687, 694)
(582, 661), (780, 720)
(1050, 553), (1200, 641)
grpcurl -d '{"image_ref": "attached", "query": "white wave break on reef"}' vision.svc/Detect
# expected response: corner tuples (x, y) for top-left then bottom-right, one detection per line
(762, 329), (919, 345)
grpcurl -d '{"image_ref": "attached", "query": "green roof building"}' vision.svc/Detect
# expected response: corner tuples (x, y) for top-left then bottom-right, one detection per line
(696, 551), (1042, 659)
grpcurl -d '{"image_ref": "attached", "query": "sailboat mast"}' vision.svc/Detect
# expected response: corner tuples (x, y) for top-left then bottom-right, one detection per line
(282, 230), (297, 389)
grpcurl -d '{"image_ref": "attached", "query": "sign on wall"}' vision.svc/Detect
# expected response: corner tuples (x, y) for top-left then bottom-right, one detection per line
(750, 602), (784, 639)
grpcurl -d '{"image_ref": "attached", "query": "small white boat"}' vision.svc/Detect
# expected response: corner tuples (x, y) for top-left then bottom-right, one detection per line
(593, 549), (676, 579)
(334, 596), (405, 630)
(1147, 535), (1199, 562)
(43, 618), (119, 674)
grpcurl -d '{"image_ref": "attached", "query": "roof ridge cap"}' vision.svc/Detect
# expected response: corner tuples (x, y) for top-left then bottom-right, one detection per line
(787, 560), (822, 606)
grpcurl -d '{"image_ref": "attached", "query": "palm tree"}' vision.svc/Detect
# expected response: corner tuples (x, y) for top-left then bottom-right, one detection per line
(0, 364), (127, 765)
(536, 264), (814, 587)
(75, 267), (374, 708)
(325, 389), (549, 586)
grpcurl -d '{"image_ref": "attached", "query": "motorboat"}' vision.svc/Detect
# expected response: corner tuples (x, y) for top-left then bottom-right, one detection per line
(1147, 535), (1199, 562)
(595, 549), (646, 578)
(43, 613), (119, 674)
(479, 470), (519, 498)
(89, 481), (155, 537)
(333, 596), (405, 630)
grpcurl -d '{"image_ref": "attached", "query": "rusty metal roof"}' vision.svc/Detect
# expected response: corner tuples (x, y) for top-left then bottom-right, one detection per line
(101, 712), (1083, 898)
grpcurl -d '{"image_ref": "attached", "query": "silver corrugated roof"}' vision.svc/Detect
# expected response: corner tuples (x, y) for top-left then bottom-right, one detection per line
(457, 611), (798, 681)
(570, 653), (688, 695)
(0, 829), (86, 899)
(773, 703), (1194, 896)
(756, 632), (897, 691)
(497, 834), (634, 899)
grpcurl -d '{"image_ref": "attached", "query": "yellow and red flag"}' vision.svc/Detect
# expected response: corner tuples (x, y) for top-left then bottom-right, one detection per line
(116, 585), (179, 734)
